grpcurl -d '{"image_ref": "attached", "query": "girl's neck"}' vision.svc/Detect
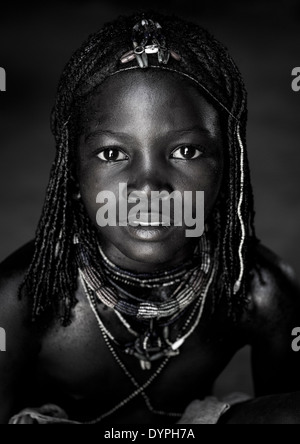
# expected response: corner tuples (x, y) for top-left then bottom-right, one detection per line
(97, 236), (199, 274)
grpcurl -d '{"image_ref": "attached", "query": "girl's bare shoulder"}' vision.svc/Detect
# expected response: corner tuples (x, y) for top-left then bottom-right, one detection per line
(0, 241), (39, 342)
(242, 243), (300, 339)
(0, 241), (35, 303)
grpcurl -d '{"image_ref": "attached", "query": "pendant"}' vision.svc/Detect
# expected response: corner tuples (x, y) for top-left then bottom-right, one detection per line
(124, 324), (184, 370)
(140, 360), (152, 371)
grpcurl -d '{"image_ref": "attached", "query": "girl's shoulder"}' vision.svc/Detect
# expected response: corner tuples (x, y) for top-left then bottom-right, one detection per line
(241, 243), (300, 339)
(0, 241), (39, 342)
(0, 241), (35, 307)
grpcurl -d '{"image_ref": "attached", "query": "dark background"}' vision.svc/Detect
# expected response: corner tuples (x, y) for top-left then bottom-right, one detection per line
(0, 0), (300, 398)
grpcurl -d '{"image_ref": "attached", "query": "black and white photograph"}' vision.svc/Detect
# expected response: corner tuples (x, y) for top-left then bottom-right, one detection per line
(1, 0), (300, 426)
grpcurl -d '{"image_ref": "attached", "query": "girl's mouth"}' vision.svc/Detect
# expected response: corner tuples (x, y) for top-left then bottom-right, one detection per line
(132, 221), (165, 227)
(126, 222), (174, 241)
(127, 212), (175, 227)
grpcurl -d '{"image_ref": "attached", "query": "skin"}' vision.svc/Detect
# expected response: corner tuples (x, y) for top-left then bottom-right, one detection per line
(77, 71), (224, 272)
(1, 71), (300, 424)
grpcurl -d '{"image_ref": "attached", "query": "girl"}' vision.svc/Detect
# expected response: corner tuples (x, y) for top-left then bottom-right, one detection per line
(1, 12), (300, 424)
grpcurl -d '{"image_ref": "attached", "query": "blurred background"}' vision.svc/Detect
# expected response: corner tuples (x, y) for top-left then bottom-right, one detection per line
(0, 0), (300, 398)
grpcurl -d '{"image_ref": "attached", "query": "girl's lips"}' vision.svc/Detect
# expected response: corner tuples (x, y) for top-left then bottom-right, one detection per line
(125, 223), (174, 241)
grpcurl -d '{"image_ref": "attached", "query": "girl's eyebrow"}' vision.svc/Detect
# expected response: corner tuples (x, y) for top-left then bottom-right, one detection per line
(171, 125), (214, 136)
(84, 125), (214, 143)
(84, 129), (131, 143)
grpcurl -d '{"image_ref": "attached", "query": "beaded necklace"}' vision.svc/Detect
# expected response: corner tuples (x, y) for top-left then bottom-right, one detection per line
(79, 256), (216, 422)
(75, 234), (211, 321)
(75, 232), (215, 369)
(98, 241), (201, 289)
(82, 272), (209, 369)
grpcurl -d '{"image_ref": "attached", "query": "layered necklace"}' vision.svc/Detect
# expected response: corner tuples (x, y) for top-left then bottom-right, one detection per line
(75, 233), (215, 370)
(75, 232), (216, 421)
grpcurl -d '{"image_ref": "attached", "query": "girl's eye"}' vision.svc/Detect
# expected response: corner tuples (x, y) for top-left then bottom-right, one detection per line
(170, 145), (204, 160)
(97, 148), (128, 162)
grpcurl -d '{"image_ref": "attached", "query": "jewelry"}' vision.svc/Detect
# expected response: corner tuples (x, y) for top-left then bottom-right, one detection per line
(79, 246), (216, 370)
(78, 256), (216, 423)
(75, 234), (211, 321)
(233, 123), (246, 295)
(87, 333), (182, 423)
(75, 227), (216, 369)
(81, 275), (182, 369)
(80, 275), (182, 422)
(98, 241), (200, 289)
(120, 19), (181, 68)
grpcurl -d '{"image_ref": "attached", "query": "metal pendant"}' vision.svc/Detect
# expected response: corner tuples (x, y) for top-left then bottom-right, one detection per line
(140, 360), (152, 371)
(123, 324), (185, 370)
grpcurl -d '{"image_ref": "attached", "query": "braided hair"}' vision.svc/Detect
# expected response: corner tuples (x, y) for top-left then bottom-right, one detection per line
(19, 12), (258, 325)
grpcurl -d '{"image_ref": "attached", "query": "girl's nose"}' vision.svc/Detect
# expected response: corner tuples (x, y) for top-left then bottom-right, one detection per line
(126, 157), (174, 199)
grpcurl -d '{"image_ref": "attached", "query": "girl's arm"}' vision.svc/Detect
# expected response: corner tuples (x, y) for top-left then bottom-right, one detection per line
(249, 246), (300, 397)
(221, 245), (300, 424)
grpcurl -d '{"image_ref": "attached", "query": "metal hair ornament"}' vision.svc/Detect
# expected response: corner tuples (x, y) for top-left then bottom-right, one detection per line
(120, 19), (181, 68)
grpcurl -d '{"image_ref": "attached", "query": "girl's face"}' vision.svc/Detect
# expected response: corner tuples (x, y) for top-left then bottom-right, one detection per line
(77, 71), (224, 272)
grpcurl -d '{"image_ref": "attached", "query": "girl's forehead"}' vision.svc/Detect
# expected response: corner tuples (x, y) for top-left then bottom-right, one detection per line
(81, 70), (222, 133)
(88, 70), (209, 104)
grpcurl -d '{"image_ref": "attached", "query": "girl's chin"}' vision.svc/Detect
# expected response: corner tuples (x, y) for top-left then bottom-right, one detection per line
(97, 226), (197, 270)
(117, 242), (195, 270)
